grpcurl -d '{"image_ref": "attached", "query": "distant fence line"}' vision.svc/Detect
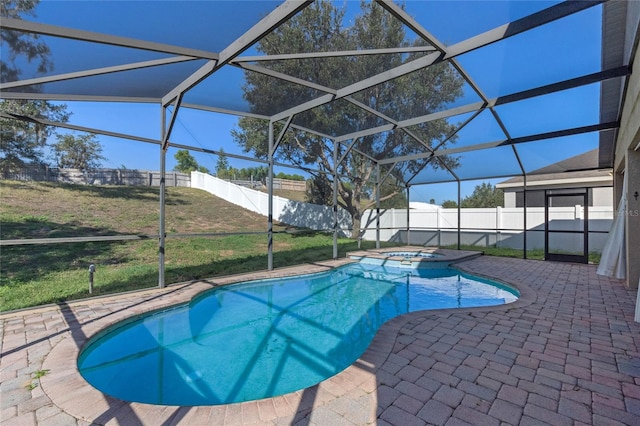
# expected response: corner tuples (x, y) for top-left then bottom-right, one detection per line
(266, 177), (307, 192)
(230, 178), (306, 191)
(5, 167), (615, 253)
(4, 167), (307, 191)
(361, 206), (614, 253)
(3, 167), (190, 187)
(192, 171), (615, 253)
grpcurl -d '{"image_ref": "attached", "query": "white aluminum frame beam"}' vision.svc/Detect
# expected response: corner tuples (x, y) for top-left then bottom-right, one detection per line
(413, 109), (483, 167)
(0, 92), (159, 103)
(379, 121), (620, 165)
(333, 66), (628, 144)
(0, 112), (161, 145)
(272, 52), (440, 122)
(271, 0), (603, 123)
(334, 102), (483, 143)
(180, 103), (270, 120)
(233, 63), (337, 95)
(1, 111), (329, 172)
(271, 115), (294, 155)
(336, 138), (361, 168)
(0, 56), (199, 90)
(161, 0), (312, 106)
(1, 0), (618, 191)
(170, 141), (326, 174)
(1, 17), (219, 59)
(444, 0), (605, 59)
(233, 45), (437, 62)
(161, 94), (183, 150)
(179, 103), (338, 141)
(376, 0), (447, 53)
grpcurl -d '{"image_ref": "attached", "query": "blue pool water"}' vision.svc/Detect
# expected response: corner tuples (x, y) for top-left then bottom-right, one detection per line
(78, 263), (518, 406)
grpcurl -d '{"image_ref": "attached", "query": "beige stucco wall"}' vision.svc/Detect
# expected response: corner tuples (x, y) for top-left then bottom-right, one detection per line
(615, 52), (640, 171)
(615, 31), (640, 290)
(502, 185), (613, 208)
(504, 192), (516, 208)
(592, 187), (614, 207)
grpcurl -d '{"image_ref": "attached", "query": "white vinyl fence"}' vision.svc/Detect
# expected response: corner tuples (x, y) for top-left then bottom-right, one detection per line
(191, 172), (352, 235)
(361, 206), (614, 253)
(191, 171), (614, 253)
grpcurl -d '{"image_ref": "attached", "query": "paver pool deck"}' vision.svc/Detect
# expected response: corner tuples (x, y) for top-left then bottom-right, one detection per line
(2, 255), (640, 425)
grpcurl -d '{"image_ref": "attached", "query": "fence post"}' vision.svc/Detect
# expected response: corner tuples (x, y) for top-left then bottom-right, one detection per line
(575, 204), (583, 233)
(390, 209), (395, 242)
(496, 206), (502, 247)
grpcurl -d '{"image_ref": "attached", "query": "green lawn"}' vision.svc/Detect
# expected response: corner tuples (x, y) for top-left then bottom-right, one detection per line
(1, 181), (398, 311)
(0, 233), (393, 311)
(442, 244), (601, 264)
(1, 181), (602, 312)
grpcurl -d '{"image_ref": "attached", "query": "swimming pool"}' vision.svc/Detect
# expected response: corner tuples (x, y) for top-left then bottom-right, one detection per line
(78, 263), (518, 406)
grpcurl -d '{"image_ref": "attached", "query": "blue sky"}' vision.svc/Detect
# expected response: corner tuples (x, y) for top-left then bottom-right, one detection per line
(32, 1), (604, 205)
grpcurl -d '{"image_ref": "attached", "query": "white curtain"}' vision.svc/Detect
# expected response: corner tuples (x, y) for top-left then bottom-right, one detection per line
(597, 173), (626, 279)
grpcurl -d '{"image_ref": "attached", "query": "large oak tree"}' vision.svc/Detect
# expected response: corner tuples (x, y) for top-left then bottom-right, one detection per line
(232, 1), (463, 238)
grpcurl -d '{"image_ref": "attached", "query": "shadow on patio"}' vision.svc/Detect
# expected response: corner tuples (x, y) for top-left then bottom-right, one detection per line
(2, 256), (640, 425)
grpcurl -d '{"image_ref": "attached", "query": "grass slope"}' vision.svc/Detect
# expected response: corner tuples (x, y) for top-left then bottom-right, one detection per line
(0, 181), (393, 311)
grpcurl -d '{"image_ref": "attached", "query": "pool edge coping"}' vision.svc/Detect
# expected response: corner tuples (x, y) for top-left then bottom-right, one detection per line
(38, 253), (537, 424)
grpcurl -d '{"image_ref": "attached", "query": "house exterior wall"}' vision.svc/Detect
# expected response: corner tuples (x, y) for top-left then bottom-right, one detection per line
(504, 192), (517, 208)
(614, 12), (640, 291)
(503, 186), (613, 208)
(360, 206), (613, 254)
(592, 186), (613, 207)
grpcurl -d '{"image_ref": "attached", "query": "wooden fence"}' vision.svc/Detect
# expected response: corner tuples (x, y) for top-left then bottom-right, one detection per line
(268, 177), (307, 192)
(2, 167), (190, 187)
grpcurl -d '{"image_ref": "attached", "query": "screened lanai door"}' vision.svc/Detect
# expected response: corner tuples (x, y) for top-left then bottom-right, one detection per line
(544, 189), (589, 264)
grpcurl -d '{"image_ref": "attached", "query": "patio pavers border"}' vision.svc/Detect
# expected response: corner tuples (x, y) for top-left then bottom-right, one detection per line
(2, 254), (640, 425)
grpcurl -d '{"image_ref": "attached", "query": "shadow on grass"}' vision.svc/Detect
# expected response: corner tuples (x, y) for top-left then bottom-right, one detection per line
(0, 180), (53, 192)
(0, 214), (141, 240)
(8, 238), (398, 309)
(3, 180), (190, 205)
(0, 217), (144, 289)
(1, 241), (135, 287)
(2, 237), (395, 424)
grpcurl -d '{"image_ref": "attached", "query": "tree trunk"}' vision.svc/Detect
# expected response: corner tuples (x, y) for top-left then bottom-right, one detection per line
(351, 211), (362, 240)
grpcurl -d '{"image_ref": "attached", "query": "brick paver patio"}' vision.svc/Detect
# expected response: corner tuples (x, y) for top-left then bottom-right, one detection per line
(2, 256), (640, 425)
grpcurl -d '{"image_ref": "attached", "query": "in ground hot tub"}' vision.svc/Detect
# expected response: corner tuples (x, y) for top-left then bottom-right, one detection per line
(384, 251), (442, 259)
(348, 247), (483, 269)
